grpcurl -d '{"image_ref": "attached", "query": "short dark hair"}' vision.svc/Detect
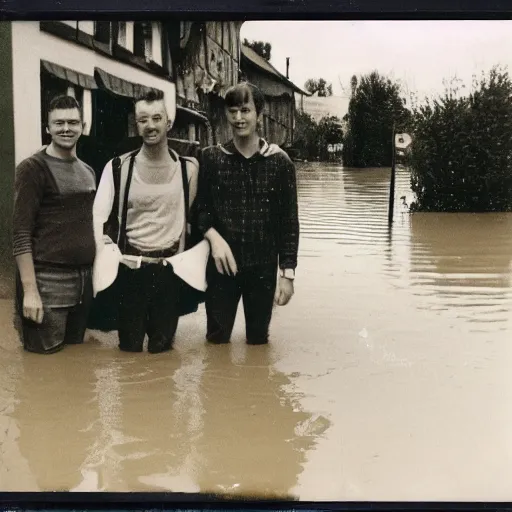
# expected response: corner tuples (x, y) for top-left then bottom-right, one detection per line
(134, 88), (165, 106)
(48, 95), (82, 119)
(224, 82), (265, 115)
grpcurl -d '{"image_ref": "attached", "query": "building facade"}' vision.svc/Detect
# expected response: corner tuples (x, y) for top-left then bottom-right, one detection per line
(0, 20), (182, 295)
(168, 20), (245, 150)
(240, 44), (309, 149)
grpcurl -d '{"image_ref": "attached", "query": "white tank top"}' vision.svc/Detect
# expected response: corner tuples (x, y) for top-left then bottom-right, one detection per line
(125, 153), (185, 252)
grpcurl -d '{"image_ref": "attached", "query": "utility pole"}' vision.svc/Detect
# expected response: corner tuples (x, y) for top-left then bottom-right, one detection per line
(388, 123), (396, 227)
(286, 57), (290, 79)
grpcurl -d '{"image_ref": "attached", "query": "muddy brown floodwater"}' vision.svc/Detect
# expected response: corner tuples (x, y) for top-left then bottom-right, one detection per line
(2, 162), (512, 500)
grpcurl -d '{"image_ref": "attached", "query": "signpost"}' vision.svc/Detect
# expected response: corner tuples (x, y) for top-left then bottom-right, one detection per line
(388, 125), (397, 226)
(388, 130), (412, 226)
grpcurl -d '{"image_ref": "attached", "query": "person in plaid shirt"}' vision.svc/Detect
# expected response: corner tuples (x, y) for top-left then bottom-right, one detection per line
(194, 81), (299, 345)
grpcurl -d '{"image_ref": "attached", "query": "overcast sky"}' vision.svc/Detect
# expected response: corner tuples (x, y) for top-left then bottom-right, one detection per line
(240, 20), (512, 101)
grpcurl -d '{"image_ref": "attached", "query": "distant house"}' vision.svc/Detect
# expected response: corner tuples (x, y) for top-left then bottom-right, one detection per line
(240, 44), (310, 148)
(297, 94), (349, 127)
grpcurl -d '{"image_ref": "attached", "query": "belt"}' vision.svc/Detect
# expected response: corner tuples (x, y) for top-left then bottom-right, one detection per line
(122, 241), (179, 269)
(124, 241), (179, 258)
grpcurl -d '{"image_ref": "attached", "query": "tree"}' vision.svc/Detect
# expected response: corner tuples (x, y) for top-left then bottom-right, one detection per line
(304, 78), (333, 97)
(292, 111), (318, 159)
(317, 115), (343, 160)
(292, 111), (343, 161)
(243, 38), (271, 61)
(409, 66), (512, 212)
(350, 75), (358, 97)
(342, 70), (410, 167)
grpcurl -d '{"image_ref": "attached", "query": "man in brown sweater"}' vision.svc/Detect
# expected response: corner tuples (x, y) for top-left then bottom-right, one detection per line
(13, 95), (96, 354)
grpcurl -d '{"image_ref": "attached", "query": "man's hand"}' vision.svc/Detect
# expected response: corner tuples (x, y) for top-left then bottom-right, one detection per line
(23, 287), (44, 324)
(15, 254), (44, 323)
(274, 276), (294, 306)
(205, 228), (238, 276)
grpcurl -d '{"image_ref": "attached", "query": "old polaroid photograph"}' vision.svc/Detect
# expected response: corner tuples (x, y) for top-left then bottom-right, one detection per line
(0, 17), (512, 502)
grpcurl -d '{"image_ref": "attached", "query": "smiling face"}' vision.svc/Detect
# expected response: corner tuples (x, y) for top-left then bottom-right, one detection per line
(46, 108), (83, 150)
(135, 99), (171, 147)
(226, 95), (260, 140)
(224, 83), (264, 141)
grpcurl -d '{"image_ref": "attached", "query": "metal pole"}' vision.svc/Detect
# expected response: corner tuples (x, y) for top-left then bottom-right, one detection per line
(388, 123), (396, 226)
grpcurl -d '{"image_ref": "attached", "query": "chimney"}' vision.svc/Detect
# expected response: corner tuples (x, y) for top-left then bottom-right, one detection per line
(286, 57), (290, 79)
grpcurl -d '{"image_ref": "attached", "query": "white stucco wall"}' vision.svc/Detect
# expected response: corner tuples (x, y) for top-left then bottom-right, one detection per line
(79, 21), (95, 36)
(11, 21), (175, 165)
(62, 21), (78, 30)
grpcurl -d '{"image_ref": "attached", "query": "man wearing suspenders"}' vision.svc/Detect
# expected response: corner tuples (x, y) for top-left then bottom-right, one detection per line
(93, 89), (199, 353)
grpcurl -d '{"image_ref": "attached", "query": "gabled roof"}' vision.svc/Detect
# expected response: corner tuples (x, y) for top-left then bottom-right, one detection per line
(241, 44), (310, 97)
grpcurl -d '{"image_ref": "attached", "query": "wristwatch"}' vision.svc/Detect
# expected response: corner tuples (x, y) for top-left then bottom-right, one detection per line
(280, 268), (295, 280)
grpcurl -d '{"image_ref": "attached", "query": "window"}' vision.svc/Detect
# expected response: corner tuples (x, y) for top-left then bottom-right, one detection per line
(161, 26), (173, 75)
(151, 23), (163, 66)
(116, 21), (134, 52)
(94, 21), (111, 45)
(118, 21), (127, 47)
(134, 22), (152, 61)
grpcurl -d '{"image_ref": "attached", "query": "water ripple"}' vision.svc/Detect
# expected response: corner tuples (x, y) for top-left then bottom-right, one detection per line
(296, 162), (512, 330)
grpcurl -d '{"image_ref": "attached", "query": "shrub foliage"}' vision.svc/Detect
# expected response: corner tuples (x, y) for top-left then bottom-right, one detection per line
(410, 66), (512, 212)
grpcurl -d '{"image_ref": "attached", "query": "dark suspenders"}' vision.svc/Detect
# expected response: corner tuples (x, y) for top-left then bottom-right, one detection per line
(106, 151), (191, 254)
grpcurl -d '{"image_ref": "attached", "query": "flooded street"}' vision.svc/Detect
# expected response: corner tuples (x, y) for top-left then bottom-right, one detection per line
(2, 162), (512, 500)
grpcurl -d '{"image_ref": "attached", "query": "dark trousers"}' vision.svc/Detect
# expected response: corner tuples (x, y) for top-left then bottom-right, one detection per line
(15, 265), (93, 354)
(205, 262), (277, 345)
(117, 262), (182, 353)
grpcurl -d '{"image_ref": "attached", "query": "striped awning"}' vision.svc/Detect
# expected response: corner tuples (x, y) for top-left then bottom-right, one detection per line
(94, 67), (163, 99)
(41, 60), (97, 89)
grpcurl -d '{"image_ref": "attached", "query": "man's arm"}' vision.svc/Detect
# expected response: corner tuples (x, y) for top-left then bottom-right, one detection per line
(278, 156), (300, 270)
(13, 159), (45, 323)
(274, 155), (299, 306)
(182, 157), (199, 237)
(185, 156), (199, 210)
(193, 149), (237, 275)
(92, 160), (115, 250)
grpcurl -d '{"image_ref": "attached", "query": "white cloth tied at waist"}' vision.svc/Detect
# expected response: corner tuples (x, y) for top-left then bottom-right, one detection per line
(92, 239), (210, 296)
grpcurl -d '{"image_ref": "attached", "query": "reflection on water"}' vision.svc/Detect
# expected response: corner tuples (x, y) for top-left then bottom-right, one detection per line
(2, 162), (512, 500)
(3, 320), (319, 496)
(194, 346), (315, 497)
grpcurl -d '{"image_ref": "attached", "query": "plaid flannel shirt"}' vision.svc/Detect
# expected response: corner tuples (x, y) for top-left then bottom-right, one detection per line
(194, 139), (299, 271)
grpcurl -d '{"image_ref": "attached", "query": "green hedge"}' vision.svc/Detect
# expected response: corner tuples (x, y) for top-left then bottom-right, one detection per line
(410, 67), (512, 212)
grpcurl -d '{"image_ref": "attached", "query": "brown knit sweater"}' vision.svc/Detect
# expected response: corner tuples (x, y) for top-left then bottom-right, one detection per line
(13, 149), (97, 266)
